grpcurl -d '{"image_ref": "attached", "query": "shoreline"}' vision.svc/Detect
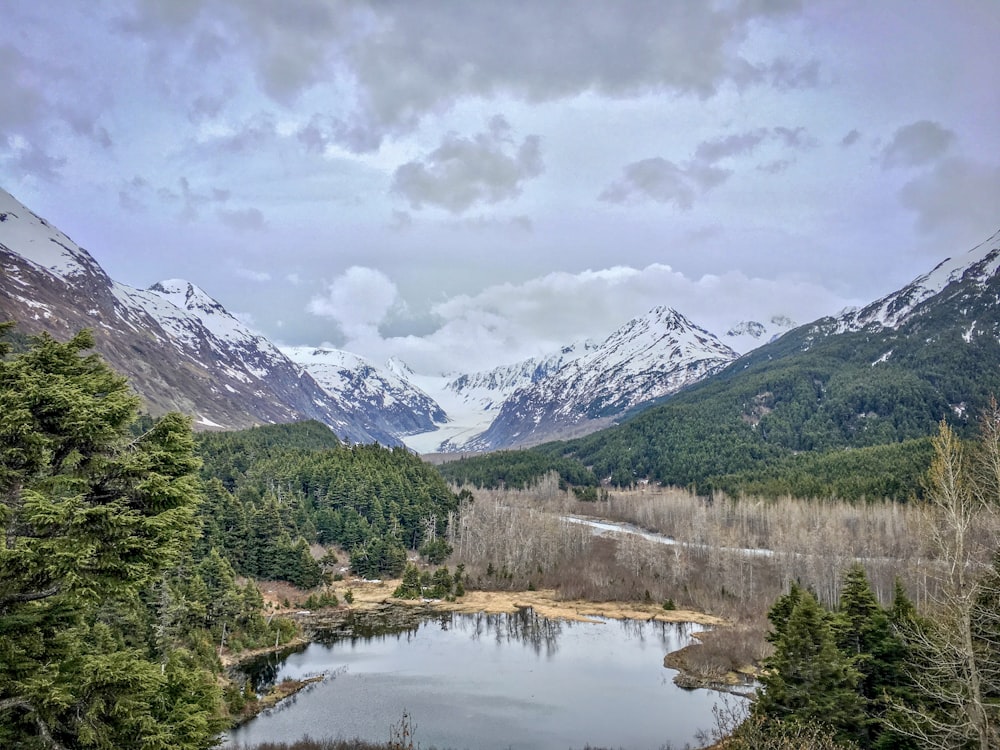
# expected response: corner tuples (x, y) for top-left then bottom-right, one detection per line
(225, 579), (735, 727)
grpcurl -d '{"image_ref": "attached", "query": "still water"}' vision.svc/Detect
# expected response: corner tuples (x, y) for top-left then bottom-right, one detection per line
(227, 608), (722, 750)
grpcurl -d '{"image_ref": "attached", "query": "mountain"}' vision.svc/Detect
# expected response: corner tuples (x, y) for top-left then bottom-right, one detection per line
(281, 346), (446, 438)
(460, 306), (738, 451)
(0, 188), (390, 443)
(724, 314), (797, 354)
(444, 340), (597, 413)
(531, 227), (1000, 488)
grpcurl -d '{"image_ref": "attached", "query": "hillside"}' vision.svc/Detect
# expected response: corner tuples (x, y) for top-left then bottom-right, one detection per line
(440, 228), (1000, 497)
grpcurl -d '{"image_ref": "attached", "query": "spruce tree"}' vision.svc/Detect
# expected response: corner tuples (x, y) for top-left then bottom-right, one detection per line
(757, 589), (865, 744)
(0, 326), (221, 748)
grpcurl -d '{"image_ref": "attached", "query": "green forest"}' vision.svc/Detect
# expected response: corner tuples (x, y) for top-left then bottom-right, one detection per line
(0, 326), (462, 748)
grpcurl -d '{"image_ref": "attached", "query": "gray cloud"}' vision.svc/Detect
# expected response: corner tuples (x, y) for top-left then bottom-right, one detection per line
(391, 116), (543, 214)
(900, 157), (1000, 234)
(841, 129), (861, 148)
(3, 141), (66, 183)
(602, 125), (812, 206)
(695, 129), (770, 162)
(217, 206), (267, 232)
(881, 120), (955, 169)
(120, 0), (808, 152)
(599, 158), (700, 209)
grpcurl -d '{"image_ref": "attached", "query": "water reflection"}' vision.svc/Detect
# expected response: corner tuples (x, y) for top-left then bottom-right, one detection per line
(464, 608), (563, 657)
(229, 609), (719, 750)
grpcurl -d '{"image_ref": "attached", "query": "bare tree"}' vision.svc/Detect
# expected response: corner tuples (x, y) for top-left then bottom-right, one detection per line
(893, 421), (999, 750)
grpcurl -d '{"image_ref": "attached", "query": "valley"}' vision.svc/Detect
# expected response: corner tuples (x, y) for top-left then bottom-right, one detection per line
(4, 187), (1000, 749)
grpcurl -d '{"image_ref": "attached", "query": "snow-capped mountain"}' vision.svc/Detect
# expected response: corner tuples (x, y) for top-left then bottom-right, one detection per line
(282, 346), (446, 438)
(458, 306), (738, 451)
(0, 188), (389, 443)
(398, 340), (599, 453)
(724, 314), (797, 354)
(444, 340), (598, 413)
(830, 228), (1000, 334)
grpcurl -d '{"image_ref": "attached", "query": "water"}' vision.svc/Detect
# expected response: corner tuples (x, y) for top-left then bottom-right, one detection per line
(226, 608), (722, 750)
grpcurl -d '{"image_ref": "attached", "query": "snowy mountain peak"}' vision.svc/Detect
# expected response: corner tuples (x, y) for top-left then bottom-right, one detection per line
(836, 228), (1000, 332)
(727, 320), (766, 339)
(453, 307), (739, 452)
(283, 346), (446, 437)
(148, 279), (224, 314)
(386, 356), (415, 381)
(724, 315), (797, 354)
(0, 189), (103, 282)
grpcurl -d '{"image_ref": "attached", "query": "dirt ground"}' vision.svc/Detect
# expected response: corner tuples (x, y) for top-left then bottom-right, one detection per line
(263, 576), (728, 627)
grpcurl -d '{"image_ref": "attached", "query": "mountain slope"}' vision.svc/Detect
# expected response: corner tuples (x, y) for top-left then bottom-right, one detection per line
(464, 306), (738, 451)
(0, 188), (387, 443)
(282, 346), (447, 438)
(533, 227), (1000, 487)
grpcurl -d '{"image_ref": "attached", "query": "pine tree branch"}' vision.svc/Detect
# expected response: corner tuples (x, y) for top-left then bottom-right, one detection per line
(0, 697), (68, 750)
(0, 584), (61, 608)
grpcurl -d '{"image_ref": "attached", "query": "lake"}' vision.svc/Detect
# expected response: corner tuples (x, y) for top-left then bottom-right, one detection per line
(226, 608), (724, 750)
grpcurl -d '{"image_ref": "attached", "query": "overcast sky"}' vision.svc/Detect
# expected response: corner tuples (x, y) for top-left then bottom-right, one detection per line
(3, 1), (999, 375)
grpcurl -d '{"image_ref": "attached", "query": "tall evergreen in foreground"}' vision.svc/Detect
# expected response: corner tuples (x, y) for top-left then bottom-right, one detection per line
(0, 325), (222, 749)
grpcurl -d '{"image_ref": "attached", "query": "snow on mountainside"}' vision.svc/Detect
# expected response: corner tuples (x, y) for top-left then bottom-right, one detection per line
(400, 340), (599, 453)
(833, 228), (1000, 333)
(725, 314), (797, 354)
(445, 340), (598, 412)
(0, 187), (387, 443)
(282, 346), (446, 438)
(459, 306), (739, 451)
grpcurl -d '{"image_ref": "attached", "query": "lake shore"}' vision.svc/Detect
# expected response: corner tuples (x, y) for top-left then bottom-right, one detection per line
(224, 577), (734, 729)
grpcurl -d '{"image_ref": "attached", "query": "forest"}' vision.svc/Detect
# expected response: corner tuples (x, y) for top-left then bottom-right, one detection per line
(5, 321), (1000, 750)
(0, 326), (461, 748)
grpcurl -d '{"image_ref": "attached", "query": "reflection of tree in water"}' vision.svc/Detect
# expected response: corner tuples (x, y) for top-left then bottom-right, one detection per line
(461, 607), (564, 657)
(615, 618), (694, 651)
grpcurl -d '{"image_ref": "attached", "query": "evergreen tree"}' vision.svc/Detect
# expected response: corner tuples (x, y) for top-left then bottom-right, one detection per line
(834, 564), (914, 749)
(0, 326), (221, 748)
(757, 589), (865, 745)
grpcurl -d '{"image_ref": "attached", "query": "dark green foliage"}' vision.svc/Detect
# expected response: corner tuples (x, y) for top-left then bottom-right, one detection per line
(436, 449), (598, 489)
(833, 565), (914, 749)
(0, 325), (224, 748)
(418, 537), (453, 564)
(393, 564), (422, 599)
(194, 424), (461, 579)
(756, 588), (865, 745)
(758, 568), (925, 750)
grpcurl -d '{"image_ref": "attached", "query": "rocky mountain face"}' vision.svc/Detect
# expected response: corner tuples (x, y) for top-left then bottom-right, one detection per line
(459, 306), (738, 451)
(0, 186), (794, 453)
(281, 346), (446, 439)
(0, 188), (392, 443)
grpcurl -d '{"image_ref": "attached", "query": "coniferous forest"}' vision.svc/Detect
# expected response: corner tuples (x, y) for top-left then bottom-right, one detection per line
(0, 325), (460, 748)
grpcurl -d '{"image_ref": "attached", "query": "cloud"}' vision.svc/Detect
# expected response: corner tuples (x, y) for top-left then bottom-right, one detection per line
(694, 129), (770, 162)
(2, 137), (66, 183)
(217, 206), (267, 232)
(599, 158), (699, 208)
(881, 120), (955, 169)
(391, 116), (543, 214)
(899, 156), (1000, 234)
(335, 262), (852, 374)
(601, 125), (815, 207)
(234, 267), (272, 282)
(308, 266), (401, 339)
(840, 129), (861, 147)
(118, 1), (809, 152)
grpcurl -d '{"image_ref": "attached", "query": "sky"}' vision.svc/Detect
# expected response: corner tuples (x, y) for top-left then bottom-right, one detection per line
(3, 1), (999, 376)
